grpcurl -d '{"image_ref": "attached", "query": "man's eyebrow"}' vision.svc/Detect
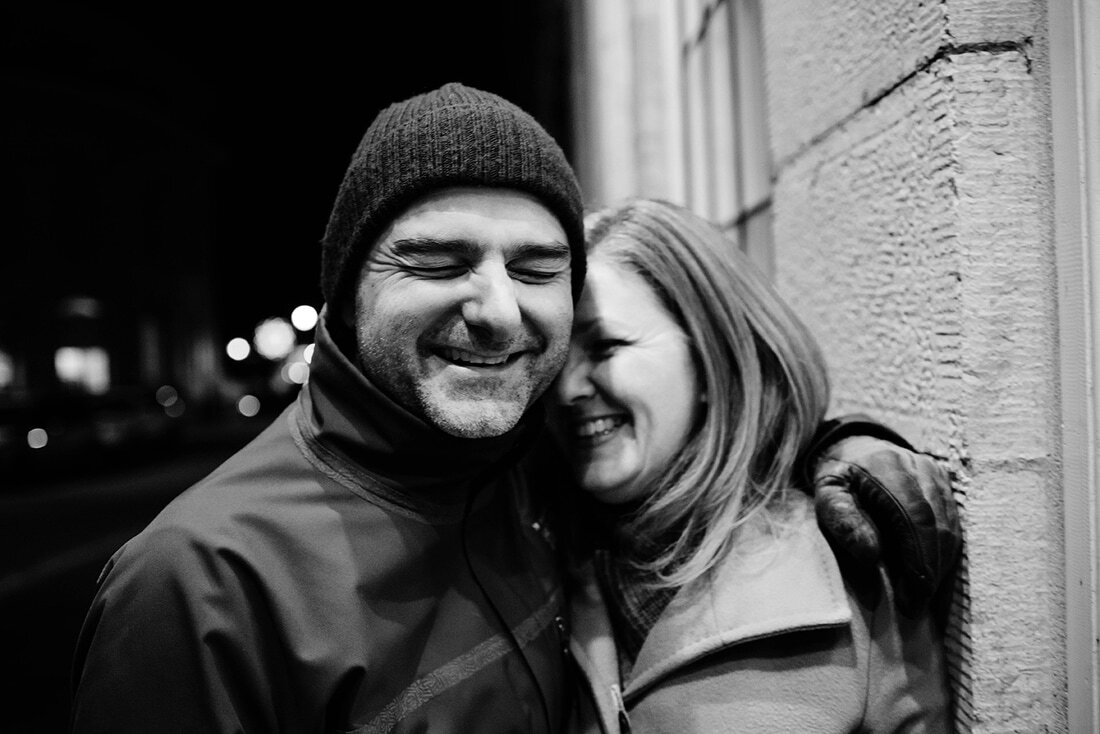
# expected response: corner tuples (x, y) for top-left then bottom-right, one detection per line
(389, 238), (476, 258)
(510, 241), (571, 260)
(389, 237), (571, 260)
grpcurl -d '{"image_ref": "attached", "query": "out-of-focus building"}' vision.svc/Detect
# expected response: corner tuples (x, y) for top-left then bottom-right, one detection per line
(567, 1), (1098, 731)
(1, 9), (224, 477)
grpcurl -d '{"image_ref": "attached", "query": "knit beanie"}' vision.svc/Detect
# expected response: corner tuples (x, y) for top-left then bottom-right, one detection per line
(320, 82), (586, 309)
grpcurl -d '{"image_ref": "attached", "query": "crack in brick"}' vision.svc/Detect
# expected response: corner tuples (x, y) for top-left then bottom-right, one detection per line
(781, 36), (1035, 169)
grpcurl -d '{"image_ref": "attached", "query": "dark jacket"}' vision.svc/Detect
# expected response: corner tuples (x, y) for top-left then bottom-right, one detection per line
(70, 313), (569, 733)
(568, 492), (951, 733)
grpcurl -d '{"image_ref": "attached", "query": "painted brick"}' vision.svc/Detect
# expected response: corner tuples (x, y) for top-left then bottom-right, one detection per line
(773, 59), (962, 458)
(762, 0), (945, 164)
(763, 0), (1042, 167)
(965, 463), (1067, 731)
(772, 49), (1061, 730)
(950, 50), (1059, 463)
(946, 0), (1040, 45)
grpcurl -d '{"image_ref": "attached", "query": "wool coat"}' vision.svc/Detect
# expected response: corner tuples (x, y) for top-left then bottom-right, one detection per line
(70, 312), (569, 733)
(568, 492), (951, 733)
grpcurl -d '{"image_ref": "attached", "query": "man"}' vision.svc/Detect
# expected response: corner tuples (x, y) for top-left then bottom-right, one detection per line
(70, 82), (957, 732)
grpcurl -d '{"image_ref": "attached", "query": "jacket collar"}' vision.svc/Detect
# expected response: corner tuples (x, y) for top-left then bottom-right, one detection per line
(294, 307), (544, 509)
(570, 492), (851, 708)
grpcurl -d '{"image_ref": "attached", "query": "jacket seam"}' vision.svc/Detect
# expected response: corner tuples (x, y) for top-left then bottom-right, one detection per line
(350, 588), (563, 734)
(859, 585), (879, 729)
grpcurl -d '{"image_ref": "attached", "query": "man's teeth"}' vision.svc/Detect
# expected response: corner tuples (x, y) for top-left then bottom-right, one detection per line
(441, 348), (511, 366)
(575, 416), (625, 438)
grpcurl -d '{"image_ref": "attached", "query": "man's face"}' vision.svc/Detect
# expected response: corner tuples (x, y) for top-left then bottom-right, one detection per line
(348, 187), (574, 438)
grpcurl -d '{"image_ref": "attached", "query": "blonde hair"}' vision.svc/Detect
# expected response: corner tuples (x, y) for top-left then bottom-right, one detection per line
(583, 198), (830, 590)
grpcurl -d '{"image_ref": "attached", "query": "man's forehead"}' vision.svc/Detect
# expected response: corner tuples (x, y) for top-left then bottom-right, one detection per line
(376, 186), (569, 251)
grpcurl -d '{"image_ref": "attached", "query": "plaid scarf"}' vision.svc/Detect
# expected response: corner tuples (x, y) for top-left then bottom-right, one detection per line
(595, 549), (678, 680)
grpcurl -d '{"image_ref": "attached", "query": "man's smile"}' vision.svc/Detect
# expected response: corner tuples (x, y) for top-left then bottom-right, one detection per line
(436, 346), (522, 367)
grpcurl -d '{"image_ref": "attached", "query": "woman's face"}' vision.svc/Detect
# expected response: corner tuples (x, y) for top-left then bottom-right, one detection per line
(556, 256), (702, 504)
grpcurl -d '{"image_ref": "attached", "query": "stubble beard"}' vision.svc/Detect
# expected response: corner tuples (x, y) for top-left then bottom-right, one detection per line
(357, 333), (568, 439)
(419, 392), (529, 439)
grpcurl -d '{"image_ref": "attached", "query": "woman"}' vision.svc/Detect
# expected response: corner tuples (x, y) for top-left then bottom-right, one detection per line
(557, 198), (951, 732)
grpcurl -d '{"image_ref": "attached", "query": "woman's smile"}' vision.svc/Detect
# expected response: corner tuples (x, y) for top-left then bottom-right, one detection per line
(571, 414), (629, 442)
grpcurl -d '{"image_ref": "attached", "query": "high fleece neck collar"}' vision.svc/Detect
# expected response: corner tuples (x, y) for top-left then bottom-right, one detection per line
(298, 308), (545, 499)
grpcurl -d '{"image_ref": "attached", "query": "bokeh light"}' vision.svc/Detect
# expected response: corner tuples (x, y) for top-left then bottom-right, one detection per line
(155, 385), (179, 407)
(226, 337), (251, 361)
(54, 346), (110, 394)
(27, 428), (48, 449)
(253, 318), (296, 361)
(291, 305), (319, 332)
(237, 394), (261, 417)
(287, 362), (310, 385)
(0, 349), (14, 389)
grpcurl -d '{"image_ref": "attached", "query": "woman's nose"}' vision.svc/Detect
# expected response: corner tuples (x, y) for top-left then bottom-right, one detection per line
(556, 346), (595, 403)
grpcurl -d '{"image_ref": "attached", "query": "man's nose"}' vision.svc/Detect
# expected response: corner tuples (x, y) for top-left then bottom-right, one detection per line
(462, 263), (522, 338)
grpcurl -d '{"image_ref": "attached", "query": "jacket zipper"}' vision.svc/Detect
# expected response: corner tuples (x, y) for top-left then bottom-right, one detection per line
(610, 683), (632, 733)
(461, 480), (554, 734)
(555, 614), (570, 660)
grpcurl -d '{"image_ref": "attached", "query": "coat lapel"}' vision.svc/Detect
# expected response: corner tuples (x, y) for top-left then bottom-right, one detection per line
(627, 494), (852, 698)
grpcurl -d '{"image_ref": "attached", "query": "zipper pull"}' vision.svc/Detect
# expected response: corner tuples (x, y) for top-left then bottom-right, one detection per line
(610, 683), (632, 732)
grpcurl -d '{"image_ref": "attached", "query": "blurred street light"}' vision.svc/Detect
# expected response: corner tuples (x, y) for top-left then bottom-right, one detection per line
(27, 428), (48, 449)
(253, 318), (296, 361)
(54, 346), (110, 394)
(291, 305), (319, 332)
(0, 349), (12, 389)
(286, 362), (310, 385)
(155, 385), (179, 407)
(227, 337), (251, 361)
(237, 394), (261, 417)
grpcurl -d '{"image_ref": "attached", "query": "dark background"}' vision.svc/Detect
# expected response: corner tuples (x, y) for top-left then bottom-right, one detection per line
(1, 3), (572, 730)
(3, 1), (573, 341)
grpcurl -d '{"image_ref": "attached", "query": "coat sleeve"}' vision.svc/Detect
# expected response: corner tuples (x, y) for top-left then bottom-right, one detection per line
(859, 566), (953, 733)
(70, 523), (289, 733)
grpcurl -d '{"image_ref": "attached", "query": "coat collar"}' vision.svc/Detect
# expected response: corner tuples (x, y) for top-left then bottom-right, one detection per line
(293, 307), (544, 512)
(570, 492), (852, 712)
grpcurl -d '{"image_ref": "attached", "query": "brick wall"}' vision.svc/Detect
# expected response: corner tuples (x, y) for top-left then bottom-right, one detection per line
(762, 1), (1062, 730)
